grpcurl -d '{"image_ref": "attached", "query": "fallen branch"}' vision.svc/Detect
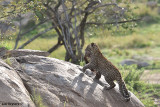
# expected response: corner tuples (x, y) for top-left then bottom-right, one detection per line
(86, 18), (142, 25)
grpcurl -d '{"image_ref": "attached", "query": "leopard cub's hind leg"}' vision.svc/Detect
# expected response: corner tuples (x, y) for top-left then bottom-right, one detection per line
(94, 71), (101, 80)
(104, 77), (116, 90)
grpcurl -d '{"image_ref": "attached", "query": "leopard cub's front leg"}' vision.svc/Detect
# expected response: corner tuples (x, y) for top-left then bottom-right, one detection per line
(83, 63), (95, 73)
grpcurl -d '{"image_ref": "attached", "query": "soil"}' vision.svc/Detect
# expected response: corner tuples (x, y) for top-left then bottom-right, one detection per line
(141, 70), (160, 84)
(141, 70), (160, 106)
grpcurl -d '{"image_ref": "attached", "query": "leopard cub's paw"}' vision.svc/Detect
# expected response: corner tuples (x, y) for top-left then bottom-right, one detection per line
(104, 85), (111, 90)
(82, 68), (86, 73)
(77, 66), (85, 73)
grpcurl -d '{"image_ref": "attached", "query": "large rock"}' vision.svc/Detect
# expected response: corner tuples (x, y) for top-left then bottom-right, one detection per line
(1, 49), (49, 58)
(11, 55), (144, 107)
(120, 59), (150, 68)
(0, 59), (35, 107)
(120, 59), (137, 66)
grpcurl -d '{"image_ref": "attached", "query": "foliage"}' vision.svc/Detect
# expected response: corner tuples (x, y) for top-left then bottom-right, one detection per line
(0, 41), (12, 50)
(31, 89), (46, 107)
(0, 0), (139, 64)
(4, 58), (12, 66)
(120, 65), (144, 83)
(119, 65), (159, 107)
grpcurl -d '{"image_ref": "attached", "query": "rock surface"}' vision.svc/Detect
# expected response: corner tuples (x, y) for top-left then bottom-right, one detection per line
(0, 59), (35, 107)
(120, 59), (150, 68)
(1, 48), (49, 58)
(120, 59), (137, 66)
(10, 55), (144, 107)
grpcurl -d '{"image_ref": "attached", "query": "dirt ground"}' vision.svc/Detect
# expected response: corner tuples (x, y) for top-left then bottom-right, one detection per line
(141, 70), (160, 106)
(141, 70), (160, 84)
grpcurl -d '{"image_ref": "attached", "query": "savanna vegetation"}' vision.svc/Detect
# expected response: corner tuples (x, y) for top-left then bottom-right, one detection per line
(1, 0), (160, 106)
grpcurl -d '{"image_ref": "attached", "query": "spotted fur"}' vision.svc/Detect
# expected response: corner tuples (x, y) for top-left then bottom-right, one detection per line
(83, 43), (131, 101)
(84, 54), (101, 79)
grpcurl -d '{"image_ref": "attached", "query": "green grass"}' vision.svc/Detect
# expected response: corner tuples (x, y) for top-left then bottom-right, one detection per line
(2, 37), (66, 60)
(4, 34), (160, 62)
(31, 89), (46, 107)
(120, 65), (160, 106)
(0, 41), (13, 50)
(4, 58), (12, 65)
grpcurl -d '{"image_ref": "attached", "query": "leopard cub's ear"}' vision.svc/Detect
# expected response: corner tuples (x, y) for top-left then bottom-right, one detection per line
(91, 43), (95, 47)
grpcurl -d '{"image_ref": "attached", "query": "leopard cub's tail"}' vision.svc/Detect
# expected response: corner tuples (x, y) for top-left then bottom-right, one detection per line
(118, 79), (131, 102)
(121, 83), (131, 101)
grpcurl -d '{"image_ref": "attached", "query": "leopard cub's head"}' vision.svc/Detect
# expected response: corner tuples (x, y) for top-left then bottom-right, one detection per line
(85, 43), (99, 57)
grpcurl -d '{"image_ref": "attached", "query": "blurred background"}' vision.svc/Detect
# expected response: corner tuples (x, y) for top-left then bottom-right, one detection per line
(0, 0), (160, 106)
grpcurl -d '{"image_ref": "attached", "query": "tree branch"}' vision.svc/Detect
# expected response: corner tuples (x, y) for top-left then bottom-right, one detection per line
(14, 14), (22, 49)
(18, 26), (54, 49)
(20, 18), (51, 36)
(79, 1), (99, 48)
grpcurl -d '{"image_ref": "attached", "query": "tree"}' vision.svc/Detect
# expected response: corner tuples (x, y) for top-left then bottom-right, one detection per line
(0, 0), (139, 64)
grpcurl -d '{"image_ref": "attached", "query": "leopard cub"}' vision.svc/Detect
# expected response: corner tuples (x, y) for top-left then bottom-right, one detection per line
(83, 43), (131, 101)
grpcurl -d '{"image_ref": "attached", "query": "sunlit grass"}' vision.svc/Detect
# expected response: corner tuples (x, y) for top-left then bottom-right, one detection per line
(0, 40), (13, 49)
(4, 27), (160, 61)
(88, 33), (160, 49)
